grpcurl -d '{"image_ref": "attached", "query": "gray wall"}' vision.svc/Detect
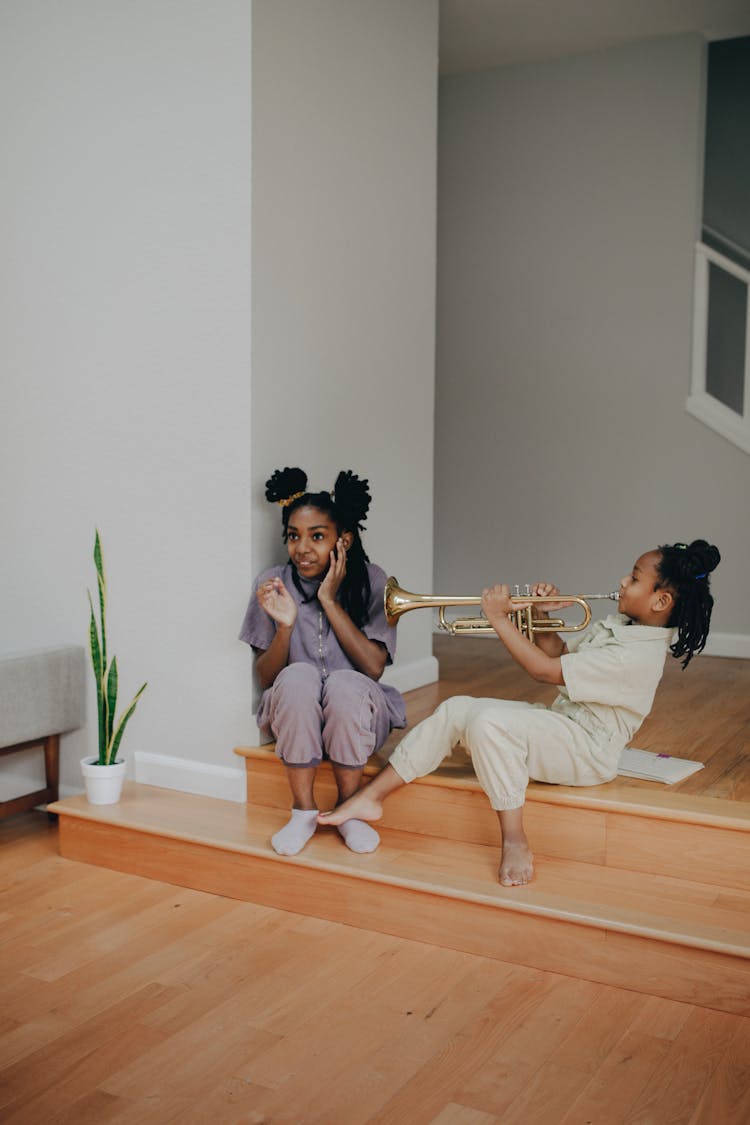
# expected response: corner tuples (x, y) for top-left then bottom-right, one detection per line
(250, 0), (439, 699)
(435, 34), (748, 639)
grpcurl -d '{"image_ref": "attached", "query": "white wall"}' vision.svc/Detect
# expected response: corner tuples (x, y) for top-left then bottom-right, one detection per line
(435, 34), (749, 649)
(249, 0), (439, 710)
(1, 0), (439, 805)
(1, 0), (253, 800)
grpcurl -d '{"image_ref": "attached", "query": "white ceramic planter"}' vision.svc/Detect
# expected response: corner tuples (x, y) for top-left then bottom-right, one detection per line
(80, 756), (127, 805)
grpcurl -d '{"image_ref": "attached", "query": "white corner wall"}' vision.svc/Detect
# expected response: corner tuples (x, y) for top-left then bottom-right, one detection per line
(0, 0), (253, 800)
(249, 0), (440, 711)
(436, 34), (749, 649)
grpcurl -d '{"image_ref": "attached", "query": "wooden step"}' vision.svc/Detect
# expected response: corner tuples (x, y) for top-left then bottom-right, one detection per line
(49, 782), (750, 1017)
(235, 745), (750, 893)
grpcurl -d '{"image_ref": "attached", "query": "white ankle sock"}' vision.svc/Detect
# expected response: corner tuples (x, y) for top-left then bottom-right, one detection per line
(271, 808), (319, 856)
(337, 819), (380, 854)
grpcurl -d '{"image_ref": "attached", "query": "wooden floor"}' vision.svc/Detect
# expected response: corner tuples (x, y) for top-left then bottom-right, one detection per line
(2, 810), (750, 1125)
(5, 637), (749, 1122)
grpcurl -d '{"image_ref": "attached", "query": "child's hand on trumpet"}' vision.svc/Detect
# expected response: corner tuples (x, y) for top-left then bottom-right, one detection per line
(480, 582), (574, 627)
(481, 584), (516, 622)
(527, 582), (575, 616)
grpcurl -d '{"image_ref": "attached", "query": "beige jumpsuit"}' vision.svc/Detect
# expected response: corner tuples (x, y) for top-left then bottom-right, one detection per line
(388, 616), (672, 810)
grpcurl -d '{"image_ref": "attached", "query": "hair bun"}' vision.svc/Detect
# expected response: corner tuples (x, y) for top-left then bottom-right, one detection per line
(265, 467), (308, 505)
(332, 470), (371, 528)
(687, 539), (721, 577)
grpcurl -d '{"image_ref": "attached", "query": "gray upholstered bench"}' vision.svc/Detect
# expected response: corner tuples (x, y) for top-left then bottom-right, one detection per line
(0, 646), (86, 819)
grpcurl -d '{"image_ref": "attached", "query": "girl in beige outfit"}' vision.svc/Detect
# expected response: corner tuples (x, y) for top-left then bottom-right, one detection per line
(320, 540), (720, 886)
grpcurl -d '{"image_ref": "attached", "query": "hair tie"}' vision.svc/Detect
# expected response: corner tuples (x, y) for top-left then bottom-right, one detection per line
(695, 572), (707, 580)
(278, 491), (305, 508)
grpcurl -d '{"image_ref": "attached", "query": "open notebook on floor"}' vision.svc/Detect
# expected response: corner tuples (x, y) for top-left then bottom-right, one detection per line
(617, 747), (705, 784)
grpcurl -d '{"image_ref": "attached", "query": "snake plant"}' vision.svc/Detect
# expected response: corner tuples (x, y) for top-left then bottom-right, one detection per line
(87, 530), (147, 766)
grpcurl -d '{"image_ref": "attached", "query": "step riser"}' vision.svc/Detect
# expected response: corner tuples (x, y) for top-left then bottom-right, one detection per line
(56, 815), (750, 1018)
(248, 761), (599, 863)
(245, 759), (750, 892)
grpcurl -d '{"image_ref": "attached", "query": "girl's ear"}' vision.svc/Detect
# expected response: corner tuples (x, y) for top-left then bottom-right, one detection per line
(652, 588), (674, 616)
(341, 531), (354, 551)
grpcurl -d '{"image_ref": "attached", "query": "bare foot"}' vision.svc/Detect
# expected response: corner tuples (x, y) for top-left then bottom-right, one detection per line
(317, 790), (384, 826)
(499, 840), (534, 886)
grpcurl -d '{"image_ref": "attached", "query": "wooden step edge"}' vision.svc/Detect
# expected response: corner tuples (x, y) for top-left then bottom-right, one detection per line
(235, 744), (398, 775)
(233, 745), (750, 832)
(234, 744), (276, 759)
(528, 783), (750, 832)
(49, 789), (750, 961)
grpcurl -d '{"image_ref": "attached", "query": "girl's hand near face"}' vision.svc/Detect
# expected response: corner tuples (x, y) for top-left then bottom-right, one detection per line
(257, 577), (297, 628)
(316, 539), (386, 680)
(318, 539), (347, 610)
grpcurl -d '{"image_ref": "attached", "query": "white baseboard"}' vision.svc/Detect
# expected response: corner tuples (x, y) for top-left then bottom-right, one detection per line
(381, 655), (439, 694)
(702, 632), (750, 659)
(0, 760), (45, 799)
(134, 751), (246, 803)
(425, 625), (750, 662)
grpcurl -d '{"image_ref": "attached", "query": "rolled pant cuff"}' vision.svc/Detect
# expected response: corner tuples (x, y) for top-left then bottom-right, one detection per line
(388, 751), (418, 784)
(281, 757), (323, 768)
(488, 793), (525, 811)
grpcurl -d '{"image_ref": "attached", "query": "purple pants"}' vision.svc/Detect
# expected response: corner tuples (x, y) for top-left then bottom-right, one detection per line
(258, 663), (393, 768)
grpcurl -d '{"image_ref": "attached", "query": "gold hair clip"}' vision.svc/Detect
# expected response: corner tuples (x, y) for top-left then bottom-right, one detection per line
(278, 491), (305, 508)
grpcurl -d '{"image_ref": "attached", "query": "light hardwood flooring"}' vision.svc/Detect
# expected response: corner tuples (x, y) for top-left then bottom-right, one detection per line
(3, 639), (749, 1122)
(2, 810), (750, 1124)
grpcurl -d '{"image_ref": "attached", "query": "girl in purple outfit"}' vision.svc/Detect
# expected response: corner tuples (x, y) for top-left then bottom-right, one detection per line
(239, 467), (406, 857)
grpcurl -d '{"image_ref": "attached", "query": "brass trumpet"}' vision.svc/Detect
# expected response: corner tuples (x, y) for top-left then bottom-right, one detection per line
(384, 577), (620, 642)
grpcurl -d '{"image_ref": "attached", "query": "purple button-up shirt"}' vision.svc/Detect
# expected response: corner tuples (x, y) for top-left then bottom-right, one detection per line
(239, 561), (406, 729)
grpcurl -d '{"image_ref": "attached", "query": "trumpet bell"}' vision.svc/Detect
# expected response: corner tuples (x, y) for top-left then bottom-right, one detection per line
(384, 577), (482, 628)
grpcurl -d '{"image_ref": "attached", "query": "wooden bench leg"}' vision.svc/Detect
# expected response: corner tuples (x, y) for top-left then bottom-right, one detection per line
(44, 734), (60, 821)
(0, 734), (62, 821)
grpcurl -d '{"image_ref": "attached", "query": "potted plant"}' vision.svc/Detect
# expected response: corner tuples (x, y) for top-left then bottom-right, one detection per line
(81, 530), (147, 804)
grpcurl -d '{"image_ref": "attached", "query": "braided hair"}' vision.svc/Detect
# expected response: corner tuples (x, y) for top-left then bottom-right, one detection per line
(654, 539), (721, 668)
(265, 467), (373, 628)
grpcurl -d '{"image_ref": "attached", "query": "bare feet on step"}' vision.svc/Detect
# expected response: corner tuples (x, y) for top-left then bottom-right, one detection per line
(317, 790), (384, 827)
(499, 839), (534, 886)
